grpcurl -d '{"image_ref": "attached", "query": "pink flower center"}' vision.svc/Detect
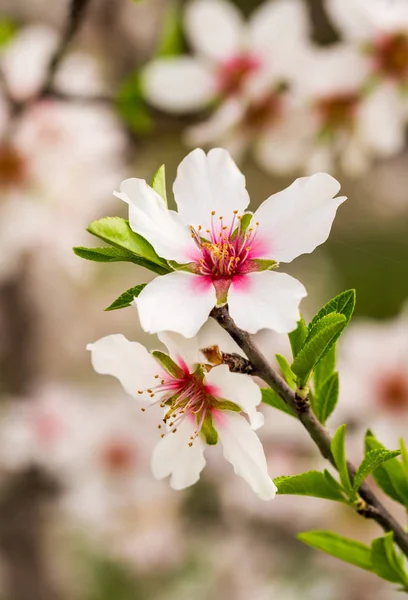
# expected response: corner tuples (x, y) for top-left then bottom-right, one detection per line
(317, 94), (359, 131)
(376, 371), (408, 412)
(241, 92), (283, 132)
(372, 33), (408, 80)
(190, 211), (259, 279)
(217, 54), (261, 96)
(101, 440), (135, 473)
(138, 368), (219, 446)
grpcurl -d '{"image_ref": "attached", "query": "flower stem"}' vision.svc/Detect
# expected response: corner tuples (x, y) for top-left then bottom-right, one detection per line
(212, 304), (408, 558)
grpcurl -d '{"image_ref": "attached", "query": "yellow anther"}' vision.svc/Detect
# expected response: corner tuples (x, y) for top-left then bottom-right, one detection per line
(161, 380), (165, 384)
(141, 408), (146, 412)
(233, 210), (238, 214)
(137, 390), (143, 394)
(154, 375), (159, 379)
(150, 394), (155, 398)
(188, 442), (193, 447)
(158, 425), (162, 429)
(211, 211), (216, 216)
(172, 429), (177, 433)
(161, 434), (165, 438)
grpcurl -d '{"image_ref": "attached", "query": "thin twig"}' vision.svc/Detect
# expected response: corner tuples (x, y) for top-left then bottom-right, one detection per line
(212, 305), (408, 558)
(40, 0), (93, 96)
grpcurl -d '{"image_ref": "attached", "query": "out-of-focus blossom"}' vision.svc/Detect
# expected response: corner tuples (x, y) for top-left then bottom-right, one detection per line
(115, 148), (345, 337)
(0, 25), (127, 281)
(259, 44), (406, 177)
(336, 309), (408, 449)
(143, 0), (313, 170)
(143, 0), (310, 113)
(88, 329), (277, 500)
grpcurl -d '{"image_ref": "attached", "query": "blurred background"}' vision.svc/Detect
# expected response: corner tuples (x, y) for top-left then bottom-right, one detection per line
(0, 0), (407, 598)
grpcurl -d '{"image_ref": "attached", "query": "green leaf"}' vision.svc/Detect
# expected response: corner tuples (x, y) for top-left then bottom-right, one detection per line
(155, 6), (183, 57)
(87, 217), (170, 275)
(371, 533), (408, 586)
(73, 246), (136, 263)
(151, 165), (167, 205)
(400, 438), (408, 476)
(274, 471), (347, 502)
(275, 354), (296, 390)
(261, 387), (295, 418)
(105, 284), (146, 311)
(298, 531), (372, 572)
(291, 313), (346, 385)
(308, 290), (356, 336)
(116, 72), (152, 134)
(313, 344), (337, 392)
(0, 20), (16, 48)
(353, 449), (401, 492)
(310, 372), (339, 425)
(289, 316), (308, 359)
(331, 424), (353, 495)
(365, 431), (408, 506)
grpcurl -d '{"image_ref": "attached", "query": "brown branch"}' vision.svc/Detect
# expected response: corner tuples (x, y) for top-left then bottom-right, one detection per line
(40, 0), (93, 96)
(211, 305), (408, 558)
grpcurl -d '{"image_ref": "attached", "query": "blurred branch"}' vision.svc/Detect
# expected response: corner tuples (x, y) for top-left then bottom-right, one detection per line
(212, 305), (408, 559)
(44, 89), (114, 104)
(0, 466), (61, 600)
(40, 0), (93, 95)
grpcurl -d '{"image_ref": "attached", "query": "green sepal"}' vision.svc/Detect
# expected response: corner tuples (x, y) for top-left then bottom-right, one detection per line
(154, 5), (183, 57)
(151, 165), (167, 205)
(291, 313), (346, 386)
(151, 351), (185, 379)
(275, 354), (296, 390)
(331, 424), (354, 496)
(231, 212), (253, 240)
(261, 388), (295, 418)
(298, 531), (373, 572)
(104, 284), (146, 311)
(353, 449), (401, 492)
(0, 20), (16, 47)
(371, 533), (408, 587)
(288, 316), (308, 359)
(273, 470), (347, 503)
(242, 258), (278, 273)
(87, 217), (170, 275)
(212, 399), (241, 412)
(201, 412), (218, 445)
(364, 430), (408, 506)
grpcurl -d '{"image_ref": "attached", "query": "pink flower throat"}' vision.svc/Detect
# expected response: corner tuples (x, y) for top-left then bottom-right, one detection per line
(217, 54), (261, 96)
(190, 211), (259, 279)
(138, 368), (218, 446)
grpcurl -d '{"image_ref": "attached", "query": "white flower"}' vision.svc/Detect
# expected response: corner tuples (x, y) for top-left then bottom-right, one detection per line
(115, 147), (345, 337)
(87, 330), (276, 500)
(257, 43), (406, 176)
(142, 0), (311, 114)
(335, 310), (408, 449)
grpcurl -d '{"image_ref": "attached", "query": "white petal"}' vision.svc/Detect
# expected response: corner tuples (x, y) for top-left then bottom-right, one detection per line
(151, 418), (206, 490)
(250, 0), (311, 76)
(325, 0), (380, 40)
(142, 58), (215, 113)
(114, 178), (193, 263)
(294, 45), (370, 99)
(185, 0), (244, 61)
(136, 272), (217, 338)
(173, 148), (250, 230)
(184, 97), (244, 147)
(206, 365), (263, 429)
(197, 317), (244, 357)
(254, 173), (346, 263)
(157, 331), (200, 371)
(1, 26), (57, 100)
(87, 334), (159, 398)
(255, 112), (316, 176)
(228, 271), (307, 334)
(215, 411), (276, 500)
(358, 84), (406, 157)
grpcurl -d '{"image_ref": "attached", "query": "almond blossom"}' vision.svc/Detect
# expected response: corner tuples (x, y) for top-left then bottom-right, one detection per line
(87, 330), (277, 500)
(335, 309), (408, 449)
(115, 148), (345, 337)
(258, 43), (406, 177)
(142, 0), (311, 114)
